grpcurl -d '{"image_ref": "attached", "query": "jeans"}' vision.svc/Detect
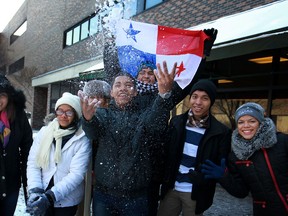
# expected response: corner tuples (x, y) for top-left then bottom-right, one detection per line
(93, 189), (148, 216)
(0, 189), (19, 216)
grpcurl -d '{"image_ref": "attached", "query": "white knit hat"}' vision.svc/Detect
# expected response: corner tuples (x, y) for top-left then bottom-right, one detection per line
(55, 92), (81, 118)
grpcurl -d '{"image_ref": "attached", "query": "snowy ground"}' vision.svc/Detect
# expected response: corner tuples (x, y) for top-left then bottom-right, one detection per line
(14, 187), (29, 216)
(15, 184), (252, 215)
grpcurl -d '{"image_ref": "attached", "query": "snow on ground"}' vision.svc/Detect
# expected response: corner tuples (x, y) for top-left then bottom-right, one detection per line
(14, 187), (30, 216)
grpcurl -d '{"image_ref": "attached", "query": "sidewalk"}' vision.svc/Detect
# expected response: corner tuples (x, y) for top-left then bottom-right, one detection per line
(15, 184), (252, 215)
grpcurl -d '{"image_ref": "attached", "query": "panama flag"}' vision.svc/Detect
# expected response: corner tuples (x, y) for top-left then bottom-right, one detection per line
(115, 19), (208, 89)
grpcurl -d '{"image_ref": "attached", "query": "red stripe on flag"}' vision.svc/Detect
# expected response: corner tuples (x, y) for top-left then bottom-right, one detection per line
(156, 26), (207, 57)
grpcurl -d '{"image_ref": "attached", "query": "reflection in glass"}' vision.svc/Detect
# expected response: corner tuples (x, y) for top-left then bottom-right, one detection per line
(81, 21), (89, 40)
(73, 26), (80, 44)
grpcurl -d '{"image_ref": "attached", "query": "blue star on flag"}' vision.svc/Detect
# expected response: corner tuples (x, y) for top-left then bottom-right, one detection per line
(123, 23), (141, 42)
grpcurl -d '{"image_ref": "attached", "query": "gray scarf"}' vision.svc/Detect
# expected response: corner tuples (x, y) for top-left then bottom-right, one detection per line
(232, 118), (277, 160)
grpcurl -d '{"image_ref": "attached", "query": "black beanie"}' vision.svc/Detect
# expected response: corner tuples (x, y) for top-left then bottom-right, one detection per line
(190, 79), (217, 106)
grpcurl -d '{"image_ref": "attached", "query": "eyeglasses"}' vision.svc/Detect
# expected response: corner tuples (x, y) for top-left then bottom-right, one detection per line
(56, 109), (74, 117)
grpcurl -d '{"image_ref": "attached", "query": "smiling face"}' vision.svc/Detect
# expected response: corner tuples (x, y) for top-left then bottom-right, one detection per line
(137, 67), (156, 84)
(189, 90), (211, 120)
(0, 93), (8, 112)
(110, 75), (137, 109)
(56, 104), (75, 128)
(237, 115), (260, 140)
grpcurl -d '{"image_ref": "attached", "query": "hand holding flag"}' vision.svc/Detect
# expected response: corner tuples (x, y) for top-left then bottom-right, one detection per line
(115, 19), (213, 89)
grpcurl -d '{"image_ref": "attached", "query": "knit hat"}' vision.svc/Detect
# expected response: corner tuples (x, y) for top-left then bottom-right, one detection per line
(190, 79), (217, 106)
(83, 80), (111, 99)
(55, 92), (81, 118)
(137, 61), (156, 76)
(235, 102), (265, 123)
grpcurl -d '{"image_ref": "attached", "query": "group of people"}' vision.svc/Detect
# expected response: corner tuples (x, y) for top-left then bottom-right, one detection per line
(0, 27), (287, 216)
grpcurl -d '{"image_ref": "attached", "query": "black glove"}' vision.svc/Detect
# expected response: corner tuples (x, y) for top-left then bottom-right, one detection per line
(26, 188), (44, 214)
(203, 28), (218, 56)
(28, 190), (55, 216)
(188, 169), (205, 185)
(201, 158), (226, 179)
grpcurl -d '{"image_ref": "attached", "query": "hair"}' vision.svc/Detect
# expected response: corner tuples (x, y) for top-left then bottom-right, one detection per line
(110, 72), (136, 88)
(0, 75), (26, 122)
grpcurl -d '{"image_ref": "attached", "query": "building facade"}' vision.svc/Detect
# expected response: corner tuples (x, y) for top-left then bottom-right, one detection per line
(0, 0), (287, 132)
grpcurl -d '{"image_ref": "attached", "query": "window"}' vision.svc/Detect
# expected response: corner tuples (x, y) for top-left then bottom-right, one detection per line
(10, 21), (27, 45)
(64, 14), (100, 47)
(137, 0), (164, 13)
(145, 0), (163, 9)
(8, 57), (25, 74)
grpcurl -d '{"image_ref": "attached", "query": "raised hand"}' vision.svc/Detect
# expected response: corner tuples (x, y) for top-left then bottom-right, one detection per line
(203, 28), (218, 57)
(154, 61), (177, 95)
(78, 90), (99, 121)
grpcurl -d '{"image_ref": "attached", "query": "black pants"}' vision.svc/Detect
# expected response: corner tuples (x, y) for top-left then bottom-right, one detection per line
(45, 205), (78, 216)
(148, 180), (161, 216)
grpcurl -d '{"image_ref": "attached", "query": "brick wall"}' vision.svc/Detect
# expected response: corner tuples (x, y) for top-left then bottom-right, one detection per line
(133, 0), (278, 28)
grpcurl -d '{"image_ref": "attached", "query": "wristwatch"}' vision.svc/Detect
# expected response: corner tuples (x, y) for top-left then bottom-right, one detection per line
(159, 91), (172, 99)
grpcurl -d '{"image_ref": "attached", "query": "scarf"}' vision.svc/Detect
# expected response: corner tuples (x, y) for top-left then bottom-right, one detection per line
(186, 109), (209, 128)
(36, 119), (76, 169)
(0, 111), (11, 148)
(232, 118), (277, 160)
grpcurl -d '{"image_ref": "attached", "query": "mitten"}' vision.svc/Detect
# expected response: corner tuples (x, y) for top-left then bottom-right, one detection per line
(203, 28), (218, 56)
(201, 158), (226, 179)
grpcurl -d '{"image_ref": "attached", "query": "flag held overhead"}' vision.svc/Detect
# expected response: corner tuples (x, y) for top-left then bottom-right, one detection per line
(115, 19), (208, 89)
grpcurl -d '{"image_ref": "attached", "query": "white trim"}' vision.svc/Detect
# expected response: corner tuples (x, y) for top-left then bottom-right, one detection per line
(32, 57), (104, 86)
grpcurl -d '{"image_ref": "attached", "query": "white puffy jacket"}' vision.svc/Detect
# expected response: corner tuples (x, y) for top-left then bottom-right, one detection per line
(27, 126), (91, 207)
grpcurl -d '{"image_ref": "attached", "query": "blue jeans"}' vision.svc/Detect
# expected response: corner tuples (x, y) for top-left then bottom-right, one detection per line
(0, 189), (19, 216)
(93, 190), (148, 216)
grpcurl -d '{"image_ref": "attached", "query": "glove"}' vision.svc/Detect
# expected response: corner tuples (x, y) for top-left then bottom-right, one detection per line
(203, 28), (218, 56)
(201, 158), (226, 179)
(29, 193), (51, 216)
(188, 169), (205, 185)
(29, 190), (55, 216)
(26, 188), (44, 214)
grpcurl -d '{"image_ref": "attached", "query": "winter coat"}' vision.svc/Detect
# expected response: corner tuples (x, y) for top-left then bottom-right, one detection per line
(27, 126), (91, 207)
(160, 111), (231, 214)
(82, 95), (171, 198)
(0, 90), (33, 200)
(219, 131), (288, 216)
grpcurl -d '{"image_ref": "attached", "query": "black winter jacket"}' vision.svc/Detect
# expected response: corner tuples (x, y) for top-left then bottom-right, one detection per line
(160, 111), (231, 214)
(0, 90), (33, 201)
(219, 132), (288, 216)
(82, 95), (172, 198)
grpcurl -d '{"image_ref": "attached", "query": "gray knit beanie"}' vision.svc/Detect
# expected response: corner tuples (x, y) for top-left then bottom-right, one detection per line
(235, 102), (265, 123)
(83, 80), (111, 99)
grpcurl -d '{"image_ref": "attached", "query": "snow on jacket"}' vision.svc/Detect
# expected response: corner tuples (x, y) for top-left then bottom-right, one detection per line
(82, 95), (171, 198)
(27, 126), (91, 207)
(160, 111), (231, 214)
(219, 131), (288, 216)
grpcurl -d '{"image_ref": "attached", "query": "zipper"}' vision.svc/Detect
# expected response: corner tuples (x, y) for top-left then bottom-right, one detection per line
(235, 160), (253, 167)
